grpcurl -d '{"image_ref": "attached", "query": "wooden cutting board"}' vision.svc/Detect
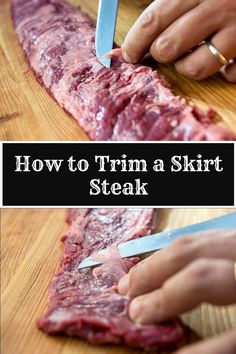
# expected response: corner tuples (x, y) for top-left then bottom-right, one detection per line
(2, 208), (236, 354)
(0, 0), (236, 140)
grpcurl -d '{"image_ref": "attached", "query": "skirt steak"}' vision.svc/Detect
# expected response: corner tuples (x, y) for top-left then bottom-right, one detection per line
(37, 209), (186, 350)
(11, 0), (235, 141)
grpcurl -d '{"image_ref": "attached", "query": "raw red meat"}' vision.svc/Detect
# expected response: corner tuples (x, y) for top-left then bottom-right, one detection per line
(37, 209), (185, 350)
(12, 0), (235, 141)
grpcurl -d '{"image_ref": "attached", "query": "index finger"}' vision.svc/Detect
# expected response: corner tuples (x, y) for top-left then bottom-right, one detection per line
(122, 0), (199, 64)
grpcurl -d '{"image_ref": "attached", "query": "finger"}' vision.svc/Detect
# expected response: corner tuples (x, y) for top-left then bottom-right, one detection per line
(221, 60), (236, 83)
(150, 0), (224, 64)
(175, 26), (236, 80)
(129, 259), (236, 324)
(174, 329), (236, 354)
(118, 229), (236, 298)
(122, 0), (199, 64)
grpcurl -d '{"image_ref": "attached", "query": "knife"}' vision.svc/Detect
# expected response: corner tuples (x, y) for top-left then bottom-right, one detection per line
(95, 0), (119, 68)
(78, 212), (236, 269)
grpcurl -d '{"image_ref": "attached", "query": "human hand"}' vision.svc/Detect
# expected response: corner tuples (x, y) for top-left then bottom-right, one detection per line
(122, 0), (236, 81)
(118, 229), (236, 353)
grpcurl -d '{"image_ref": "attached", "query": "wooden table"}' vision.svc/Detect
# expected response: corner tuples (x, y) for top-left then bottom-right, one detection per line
(0, 0), (236, 140)
(2, 208), (236, 354)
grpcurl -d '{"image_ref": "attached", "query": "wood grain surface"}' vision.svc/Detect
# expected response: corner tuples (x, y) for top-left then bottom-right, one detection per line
(1, 208), (236, 354)
(0, 0), (236, 141)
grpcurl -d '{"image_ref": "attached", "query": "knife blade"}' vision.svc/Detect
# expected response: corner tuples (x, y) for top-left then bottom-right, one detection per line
(95, 0), (119, 68)
(78, 212), (236, 269)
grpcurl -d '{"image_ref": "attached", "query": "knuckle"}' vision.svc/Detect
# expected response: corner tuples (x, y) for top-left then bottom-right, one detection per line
(152, 37), (178, 62)
(187, 258), (213, 283)
(139, 8), (158, 36)
(174, 235), (193, 248)
(179, 61), (205, 80)
(168, 236), (193, 264)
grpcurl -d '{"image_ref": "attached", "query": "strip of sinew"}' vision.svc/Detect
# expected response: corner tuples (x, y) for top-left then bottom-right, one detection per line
(12, 0), (235, 141)
(37, 209), (186, 350)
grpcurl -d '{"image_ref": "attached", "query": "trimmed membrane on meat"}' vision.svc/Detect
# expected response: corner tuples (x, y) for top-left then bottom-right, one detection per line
(37, 209), (186, 350)
(12, 0), (235, 141)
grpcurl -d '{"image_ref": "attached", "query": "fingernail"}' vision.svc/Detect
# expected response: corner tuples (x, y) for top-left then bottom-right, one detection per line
(118, 274), (129, 295)
(129, 298), (143, 322)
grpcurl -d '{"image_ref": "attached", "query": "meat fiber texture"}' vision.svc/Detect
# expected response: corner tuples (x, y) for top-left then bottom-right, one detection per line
(37, 209), (185, 350)
(12, 0), (235, 141)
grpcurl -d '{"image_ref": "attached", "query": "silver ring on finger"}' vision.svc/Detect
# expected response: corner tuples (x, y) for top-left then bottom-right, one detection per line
(206, 41), (230, 66)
